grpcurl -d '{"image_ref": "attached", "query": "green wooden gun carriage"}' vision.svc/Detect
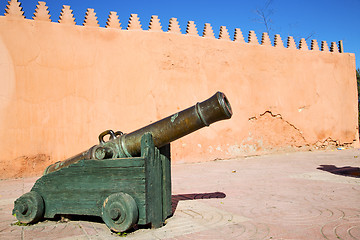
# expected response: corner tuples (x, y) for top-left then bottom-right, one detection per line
(13, 92), (232, 232)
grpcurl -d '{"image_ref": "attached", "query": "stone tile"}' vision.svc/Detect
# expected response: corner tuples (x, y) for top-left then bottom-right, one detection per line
(23, 222), (85, 240)
(0, 149), (359, 239)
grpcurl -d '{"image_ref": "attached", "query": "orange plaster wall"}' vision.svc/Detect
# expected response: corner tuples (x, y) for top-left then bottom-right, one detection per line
(0, 17), (358, 178)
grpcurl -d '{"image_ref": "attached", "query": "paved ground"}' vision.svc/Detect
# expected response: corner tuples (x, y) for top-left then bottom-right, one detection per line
(1, 149), (359, 239)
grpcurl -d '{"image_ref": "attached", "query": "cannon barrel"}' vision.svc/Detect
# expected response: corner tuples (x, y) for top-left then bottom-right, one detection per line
(44, 91), (232, 174)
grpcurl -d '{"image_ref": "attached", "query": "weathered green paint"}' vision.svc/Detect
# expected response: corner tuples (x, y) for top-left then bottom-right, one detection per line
(101, 192), (138, 232)
(32, 157), (147, 220)
(13, 133), (172, 232)
(160, 143), (172, 220)
(143, 133), (163, 228)
(12, 191), (44, 224)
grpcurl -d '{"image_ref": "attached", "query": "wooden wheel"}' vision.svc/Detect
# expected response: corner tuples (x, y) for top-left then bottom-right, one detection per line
(13, 191), (44, 224)
(101, 192), (138, 232)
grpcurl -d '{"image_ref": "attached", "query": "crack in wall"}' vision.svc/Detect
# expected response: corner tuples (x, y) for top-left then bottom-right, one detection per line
(248, 111), (355, 149)
(249, 110), (307, 144)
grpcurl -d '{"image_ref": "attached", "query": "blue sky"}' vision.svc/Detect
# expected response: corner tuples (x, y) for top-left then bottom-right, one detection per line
(1, 0), (359, 69)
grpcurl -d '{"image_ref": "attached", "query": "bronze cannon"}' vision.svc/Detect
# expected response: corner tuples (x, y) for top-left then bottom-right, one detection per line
(13, 91), (232, 232)
(44, 91), (232, 174)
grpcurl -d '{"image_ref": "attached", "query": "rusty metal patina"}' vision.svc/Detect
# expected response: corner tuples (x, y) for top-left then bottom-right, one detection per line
(44, 91), (232, 174)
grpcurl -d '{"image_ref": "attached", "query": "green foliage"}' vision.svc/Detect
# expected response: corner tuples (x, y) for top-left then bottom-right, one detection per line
(12, 214), (29, 226)
(13, 221), (29, 226)
(116, 232), (128, 237)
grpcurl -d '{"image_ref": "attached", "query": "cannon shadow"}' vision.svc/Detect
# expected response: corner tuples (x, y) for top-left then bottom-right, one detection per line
(317, 165), (360, 178)
(171, 192), (226, 214)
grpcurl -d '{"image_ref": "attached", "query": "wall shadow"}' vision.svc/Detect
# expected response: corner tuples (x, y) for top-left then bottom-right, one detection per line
(317, 165), (360, 178)
(171, 192), (226, 214)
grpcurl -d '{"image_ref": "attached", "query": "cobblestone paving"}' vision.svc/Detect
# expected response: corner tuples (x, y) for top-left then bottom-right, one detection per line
(1, 149), (359, 239)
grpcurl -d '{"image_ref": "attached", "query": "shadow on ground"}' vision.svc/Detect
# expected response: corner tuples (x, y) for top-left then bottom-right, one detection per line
(317, 165), (360, 178)
(171, 192), (226, 214)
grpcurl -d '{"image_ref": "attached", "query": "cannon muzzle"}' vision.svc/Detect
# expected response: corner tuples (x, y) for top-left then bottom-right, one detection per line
(44, 91), (232, 174)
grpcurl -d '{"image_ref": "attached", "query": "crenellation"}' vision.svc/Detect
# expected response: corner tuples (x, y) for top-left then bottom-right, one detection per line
(4, 0), (25, 19)
(338, 40), (344, 53)
(248, 31), (259, 44)
(287, 36), (296, 49)
(274, 34), (284, 48)
(83, 8), (99, 27)
(106, 11), (121, 29)
(311, 39), (319, 51)
(186, 21), (198, 36)
(168, 18), (181, 34)
(203, 23), (215, 38)
(33, 1), (51, 22)
(298, 38), (308, 51)
(219, 26), (230, 40)
(1, 2), (344, 54)
(321, 41), (329, 52)
(330, 42), (339, 53)
(58, 5), (76, 25)
(127, 14), (142, 30)
(234, 28), (245, 43)
(261, 32), (272, 46)
(148, 15), (162, 31)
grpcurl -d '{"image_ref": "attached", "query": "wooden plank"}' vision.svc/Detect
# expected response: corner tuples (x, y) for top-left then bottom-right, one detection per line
(68, 158), (145, 168)
(48, 168), (146, 181)
(142, 133), (163, 228)
(160, 143), (172, 220)
(34, 171), (146, 192)
(152, 146), (163, 228)
(34, 179), (146, 195)
(143, 135), (154, 224)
